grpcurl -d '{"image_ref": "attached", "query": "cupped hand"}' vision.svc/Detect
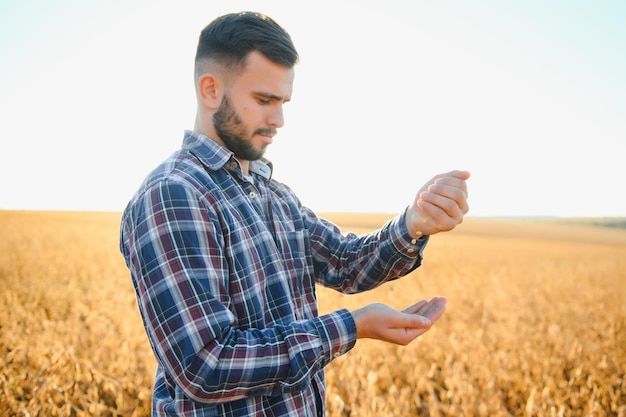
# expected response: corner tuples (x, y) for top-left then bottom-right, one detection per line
(352, 297), (447, 346)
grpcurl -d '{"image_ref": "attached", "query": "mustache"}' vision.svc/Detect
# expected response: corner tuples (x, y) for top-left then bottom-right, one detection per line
(255, 128), (276, 136)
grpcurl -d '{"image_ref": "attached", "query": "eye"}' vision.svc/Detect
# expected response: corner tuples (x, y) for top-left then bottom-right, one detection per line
(257, 97), (271, 105)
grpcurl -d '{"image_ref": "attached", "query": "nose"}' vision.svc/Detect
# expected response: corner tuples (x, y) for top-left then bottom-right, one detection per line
(267, 104), (285, 128)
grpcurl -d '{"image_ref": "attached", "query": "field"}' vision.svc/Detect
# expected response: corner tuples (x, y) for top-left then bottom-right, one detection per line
(1, 211), (624, 416)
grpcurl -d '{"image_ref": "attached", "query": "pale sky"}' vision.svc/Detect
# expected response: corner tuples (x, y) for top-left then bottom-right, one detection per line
(1, 0), (624, 217)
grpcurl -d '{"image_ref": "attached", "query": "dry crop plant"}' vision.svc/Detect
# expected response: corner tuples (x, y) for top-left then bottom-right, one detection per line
(319, 216), (626, 416)
(1, 211), (625, 416)
(0, 211), (155, 416)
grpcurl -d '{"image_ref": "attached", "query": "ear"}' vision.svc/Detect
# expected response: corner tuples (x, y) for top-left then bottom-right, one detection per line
(197, 73), (222, 110)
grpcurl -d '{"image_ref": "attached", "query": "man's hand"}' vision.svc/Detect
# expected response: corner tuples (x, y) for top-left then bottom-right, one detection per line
(405, 170), (470, 238)
(352, 297), (447, 346)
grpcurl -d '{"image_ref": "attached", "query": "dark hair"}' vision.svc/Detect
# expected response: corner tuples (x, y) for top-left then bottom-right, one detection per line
(195, 11), (299, 79)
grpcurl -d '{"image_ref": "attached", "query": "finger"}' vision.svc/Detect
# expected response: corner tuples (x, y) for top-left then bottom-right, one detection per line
(393, 312), (432, 330)
(430, 170), (471, 186)
(413, 171), (470, 217)
(402, 297), (446, 319)
(421, 188), (469, 217)
(432, 177), (469, 199)
(423, 191), (469, 217)
(389, 313), (435, 344)
(417, 297), (447, 323)
(429, 177), (469, 200)
(415, 200), (457, 233)
(402, 300), (428, 314)
(411, 296), (445, 312)
(418, 194), (466, 226)
(444, 170), (471, 181)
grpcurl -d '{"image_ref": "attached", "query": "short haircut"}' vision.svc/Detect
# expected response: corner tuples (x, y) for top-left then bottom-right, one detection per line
(194, 11), (299, 81)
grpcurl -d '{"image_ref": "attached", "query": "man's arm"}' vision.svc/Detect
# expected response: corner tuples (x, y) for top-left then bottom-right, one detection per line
(304, 208), (429, 294)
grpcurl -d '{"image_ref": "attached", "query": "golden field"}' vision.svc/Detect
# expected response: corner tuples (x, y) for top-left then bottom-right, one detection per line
(0, 210), (624, 416)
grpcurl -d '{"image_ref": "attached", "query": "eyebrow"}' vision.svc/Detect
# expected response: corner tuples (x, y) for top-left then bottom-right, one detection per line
(256, 91), (291, 103)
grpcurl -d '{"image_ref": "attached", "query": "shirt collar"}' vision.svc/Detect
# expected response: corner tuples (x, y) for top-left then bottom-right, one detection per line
(183, 130), (273, 181)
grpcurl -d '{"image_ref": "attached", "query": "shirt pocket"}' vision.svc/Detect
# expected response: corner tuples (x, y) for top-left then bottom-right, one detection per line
(274, 229), (307, 275)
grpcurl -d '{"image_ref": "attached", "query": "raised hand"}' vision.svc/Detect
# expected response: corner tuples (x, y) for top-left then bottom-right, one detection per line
(405, 170), (470, 238)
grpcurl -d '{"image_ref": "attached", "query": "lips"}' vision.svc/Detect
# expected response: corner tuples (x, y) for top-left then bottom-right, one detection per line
(259, 134), (274, 145)
(255, 128), (276, 144)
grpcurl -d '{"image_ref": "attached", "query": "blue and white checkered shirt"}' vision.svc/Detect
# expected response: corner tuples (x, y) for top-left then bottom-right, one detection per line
(120, 130), (427, 416)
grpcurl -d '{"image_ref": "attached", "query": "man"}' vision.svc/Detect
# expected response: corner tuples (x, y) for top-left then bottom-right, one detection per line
(120, 11), (470, 416)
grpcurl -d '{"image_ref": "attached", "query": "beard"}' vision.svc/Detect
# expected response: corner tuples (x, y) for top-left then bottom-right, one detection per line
(213, 95), (267, 161)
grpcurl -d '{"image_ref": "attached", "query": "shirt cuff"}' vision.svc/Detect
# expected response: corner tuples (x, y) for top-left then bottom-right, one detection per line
(388, 211), (429, 258)
(312, 309), (357, 365)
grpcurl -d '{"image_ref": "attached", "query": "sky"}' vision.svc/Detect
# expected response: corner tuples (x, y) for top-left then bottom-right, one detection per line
(1, 0), (625, 217)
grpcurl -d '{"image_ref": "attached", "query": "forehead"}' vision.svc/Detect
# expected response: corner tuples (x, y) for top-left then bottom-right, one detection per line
(231, 51), (295, 100)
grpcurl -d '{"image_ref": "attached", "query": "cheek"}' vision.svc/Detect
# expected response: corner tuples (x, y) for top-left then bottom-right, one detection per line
(241, 105), (263, 122)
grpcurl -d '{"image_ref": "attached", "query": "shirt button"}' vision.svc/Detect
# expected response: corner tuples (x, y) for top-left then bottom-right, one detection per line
(249, 192), (257, 199)
(411, 238), (418, 245)
(407, 248), (415, 254)
(333, 352), (342, 358)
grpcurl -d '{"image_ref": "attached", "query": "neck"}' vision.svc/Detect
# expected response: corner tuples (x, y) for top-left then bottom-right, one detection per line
(194, 112), (215, 141)
(238, 158), (250, 176)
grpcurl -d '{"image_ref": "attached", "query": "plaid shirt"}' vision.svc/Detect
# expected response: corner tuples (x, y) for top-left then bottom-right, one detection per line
(120, 130), (428, 416)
